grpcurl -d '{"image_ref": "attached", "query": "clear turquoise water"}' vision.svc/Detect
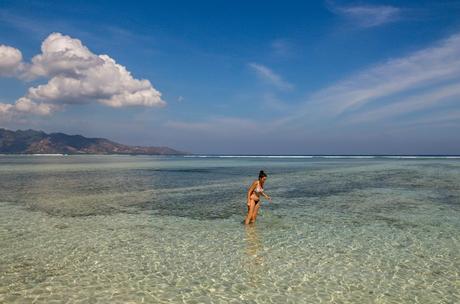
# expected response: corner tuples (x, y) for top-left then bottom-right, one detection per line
(0, 155), (459, 303)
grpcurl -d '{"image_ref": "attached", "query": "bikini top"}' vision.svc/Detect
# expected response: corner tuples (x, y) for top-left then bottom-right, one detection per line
(253, 181), (264, 194)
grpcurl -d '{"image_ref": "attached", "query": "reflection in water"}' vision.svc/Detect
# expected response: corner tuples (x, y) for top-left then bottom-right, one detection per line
(244, 225), (265, 288)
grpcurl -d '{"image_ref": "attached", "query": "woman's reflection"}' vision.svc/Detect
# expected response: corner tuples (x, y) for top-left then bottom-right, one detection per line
(244, 224), (265, 287)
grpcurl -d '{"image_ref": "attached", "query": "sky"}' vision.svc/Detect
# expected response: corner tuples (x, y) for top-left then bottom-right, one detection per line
(0, 0), (460, 155)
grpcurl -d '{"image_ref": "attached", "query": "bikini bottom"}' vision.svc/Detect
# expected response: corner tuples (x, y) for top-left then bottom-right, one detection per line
(248, 200), (259, 207)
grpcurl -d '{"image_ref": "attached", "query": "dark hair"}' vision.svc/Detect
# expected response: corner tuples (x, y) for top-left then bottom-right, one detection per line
(258, 170), (267, 179)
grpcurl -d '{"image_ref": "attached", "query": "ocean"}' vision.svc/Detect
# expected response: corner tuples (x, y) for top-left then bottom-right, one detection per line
(0, 155), (459, 303)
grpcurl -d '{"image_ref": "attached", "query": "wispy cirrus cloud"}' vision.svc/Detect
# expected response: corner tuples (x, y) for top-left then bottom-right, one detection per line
(328, 2), (402, 28)
(406, 110), (460, 127)
(280, 31), (460, 128)
(0, 9), (50, 37)
(165, 116), (258, 133)
(347, 82), (460, 124)
(270, 39), (292, 58)
(248, 63), (293, 90)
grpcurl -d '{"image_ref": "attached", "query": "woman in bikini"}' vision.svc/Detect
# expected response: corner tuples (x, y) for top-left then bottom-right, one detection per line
(245, 170), (271, 225)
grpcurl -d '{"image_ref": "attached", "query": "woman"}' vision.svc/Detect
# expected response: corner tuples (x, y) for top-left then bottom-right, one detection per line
(245, 170), (271, 225)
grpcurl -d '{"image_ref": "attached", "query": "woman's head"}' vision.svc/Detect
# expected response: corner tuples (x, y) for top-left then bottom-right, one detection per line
(258, 170), (267, 181)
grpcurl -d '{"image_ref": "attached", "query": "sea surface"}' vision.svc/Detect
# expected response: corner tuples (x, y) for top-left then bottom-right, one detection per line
(0, 155), (459, 303)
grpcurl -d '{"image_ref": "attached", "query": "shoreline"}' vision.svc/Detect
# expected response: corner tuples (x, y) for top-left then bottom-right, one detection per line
(1, 153), (460, 159)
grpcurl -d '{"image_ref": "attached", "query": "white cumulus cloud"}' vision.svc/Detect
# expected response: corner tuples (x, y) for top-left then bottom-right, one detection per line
(0, 45), (24, 77)
(0, 32), (166, 120)
(0, 97), (59, 121)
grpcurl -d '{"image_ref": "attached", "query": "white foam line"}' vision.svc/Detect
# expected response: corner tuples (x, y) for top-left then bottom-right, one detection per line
(184, 155), (316, 158)
(183, 155), (460, 159)
(31, 154), (65, 156)
(0, 153), (65, 156)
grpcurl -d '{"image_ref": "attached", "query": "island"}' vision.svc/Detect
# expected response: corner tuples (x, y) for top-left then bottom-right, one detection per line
(0, 128), (188, 155)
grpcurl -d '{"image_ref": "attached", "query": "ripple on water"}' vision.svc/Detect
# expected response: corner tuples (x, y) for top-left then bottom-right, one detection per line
(0, 156), (459, 303)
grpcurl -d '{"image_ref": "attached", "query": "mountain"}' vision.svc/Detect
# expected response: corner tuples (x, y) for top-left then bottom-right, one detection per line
(0, 128), (188, 155)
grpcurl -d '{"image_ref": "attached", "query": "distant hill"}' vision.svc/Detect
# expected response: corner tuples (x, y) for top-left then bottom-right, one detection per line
(0, 128), (188, 155)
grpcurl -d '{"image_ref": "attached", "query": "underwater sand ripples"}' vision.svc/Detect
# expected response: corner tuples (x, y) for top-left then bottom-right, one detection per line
(1, 156), (459, 303)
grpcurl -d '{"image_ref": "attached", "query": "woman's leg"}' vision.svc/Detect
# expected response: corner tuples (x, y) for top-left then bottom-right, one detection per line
(250, 202), (261, 223)
(245, 199), (256, 225)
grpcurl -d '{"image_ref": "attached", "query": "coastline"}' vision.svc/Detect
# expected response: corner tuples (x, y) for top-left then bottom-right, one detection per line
(2, 153), (459, 159)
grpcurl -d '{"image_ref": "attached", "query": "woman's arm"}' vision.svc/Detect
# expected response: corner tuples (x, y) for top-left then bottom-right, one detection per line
(261, 191), (271, 201)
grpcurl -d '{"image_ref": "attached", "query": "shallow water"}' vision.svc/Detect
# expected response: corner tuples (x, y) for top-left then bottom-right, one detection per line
(0, 155), (459, 303)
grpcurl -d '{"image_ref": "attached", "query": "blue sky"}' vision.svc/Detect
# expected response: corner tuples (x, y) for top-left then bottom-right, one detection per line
(1, 0), (460, 154)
